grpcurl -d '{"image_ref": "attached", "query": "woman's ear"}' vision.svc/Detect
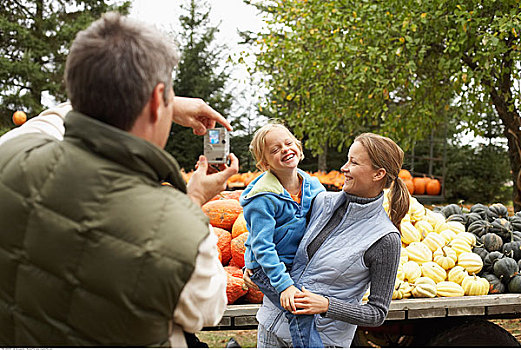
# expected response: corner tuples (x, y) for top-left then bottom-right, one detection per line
(373, 168), (387, 182)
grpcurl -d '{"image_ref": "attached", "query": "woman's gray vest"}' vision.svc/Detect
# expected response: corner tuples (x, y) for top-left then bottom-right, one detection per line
(257, 191), (397, 347)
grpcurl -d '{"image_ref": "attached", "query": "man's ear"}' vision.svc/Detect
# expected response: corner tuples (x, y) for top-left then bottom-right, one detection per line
(150, 83), (165, 123)
(373, 168), (386, 182)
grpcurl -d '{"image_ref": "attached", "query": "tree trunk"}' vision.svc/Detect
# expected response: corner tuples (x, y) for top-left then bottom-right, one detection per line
(318, 142), (328, 172)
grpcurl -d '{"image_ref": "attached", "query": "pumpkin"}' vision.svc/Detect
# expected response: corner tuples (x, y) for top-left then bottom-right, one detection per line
(230, 232), (249, 268)
(456, 232), (477, 247)
(486, 203), (509, 221)
(445, 221), (466, 234)
(472, 246), (489, 262)
(412, 177), (428, 195)
(425, 209), (446, 228)
(470, 203), (489, 220)
(493, 256), (519, 283)
(245, 287), (265, 303)
(404, 178), (415, 194)
(393, 280), (413, 300)
(447, 265), (469, 285)
(202, 199), (243, 230)
(467, 220), (492, 238)
(502, 240), (521, 261)
(414, 220), (434, 237)
(439, 229), (457, 244)
(462, 274), (489, 296)
(433, 246), (457, 270)
(434, 221), (452, 235)
(405, 242), (433, 264)
(482, 273), (506, 294)
(483, 251), (505, 273)
(224, 265), (243, 278)
(465, 213), (483, 228)
(509, 215), (521, 232)
(411, 277), (437, 298)
(447, 214), (466, 225)
(211, 190), (243, 202)
(482, 233), (503, 252)
(507, 275), (521, 293)
(408, 197), (426, 222)
(457, 252), (484, 274)
(436, 281), (465, 297)
(489, 218), (513, 241)
(448, 238), (472, 256)
(398, 169), (413, 181)
(425, 178), (442, 196)
(421, 262), (447, 283)
(422, 231), (446, 252)
(214, 227), (232, 264)
(402, 260), (422, 283)
(441, 204), (462, 218)
(401, 221), (422, 244)
(231, 212), (248, 238)
(226, 274), (248, 304)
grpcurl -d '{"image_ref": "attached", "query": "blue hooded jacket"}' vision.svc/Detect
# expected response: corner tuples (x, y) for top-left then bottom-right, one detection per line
(239, 169), (325, 293)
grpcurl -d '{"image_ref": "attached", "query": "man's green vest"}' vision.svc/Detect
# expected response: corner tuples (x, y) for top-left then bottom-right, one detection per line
(0, 112), (209, 346)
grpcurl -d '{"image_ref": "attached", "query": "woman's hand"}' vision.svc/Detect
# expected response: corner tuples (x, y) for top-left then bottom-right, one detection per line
(292, 286), (329, 315)
(172, 96), (232, 135)
(280, 285), (300, 312)
(242, 268), (259, 291)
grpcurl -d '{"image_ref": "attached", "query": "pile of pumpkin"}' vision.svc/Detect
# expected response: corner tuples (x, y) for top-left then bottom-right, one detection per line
(437, 202), (521, 294)
(202, 190), (264, 305)
(398, 169), (442, 196)
(378, 195), (521, 301)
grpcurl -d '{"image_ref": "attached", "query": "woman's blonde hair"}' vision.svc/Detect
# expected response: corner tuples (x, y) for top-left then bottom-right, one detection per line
(249, 122), (304, 171)
(354, 133), (410, 232)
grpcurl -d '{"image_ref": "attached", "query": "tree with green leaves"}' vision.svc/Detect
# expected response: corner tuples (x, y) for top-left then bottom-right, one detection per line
(247, 0), (521, 208)
(0, 1), (130, 128)
(166, 0), (235, 171)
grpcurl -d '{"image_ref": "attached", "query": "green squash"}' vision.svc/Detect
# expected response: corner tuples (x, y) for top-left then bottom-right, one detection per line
(486, 203), (509, 221)
(470, 203), (489, 220)
(493, 256), (519, 283)
(507, 275), (521, 293)
(467, 220), (492, 238)
(489, 218), (513, 241)
(441, 204), (463, 218)
(465, 213), (484, 229)
(502, 240), (521, 261)
(482, 273), (506, 294)
(482, 233), (504, 253)
(483, 251), (505, 273)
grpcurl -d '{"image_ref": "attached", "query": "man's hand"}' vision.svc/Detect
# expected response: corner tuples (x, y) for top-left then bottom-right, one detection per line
(292, 286), (329, 315)
(187, 154), (239, 206)
(280, 285), (300, 312)
(172, 97), (232, 135)
(243, 268), (259, 291)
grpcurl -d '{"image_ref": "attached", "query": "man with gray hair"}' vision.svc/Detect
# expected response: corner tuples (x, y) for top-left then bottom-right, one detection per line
(0, 12), (237, 347)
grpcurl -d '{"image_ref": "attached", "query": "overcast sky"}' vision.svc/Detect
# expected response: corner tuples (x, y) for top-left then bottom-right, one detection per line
(129, 0), (267, 129)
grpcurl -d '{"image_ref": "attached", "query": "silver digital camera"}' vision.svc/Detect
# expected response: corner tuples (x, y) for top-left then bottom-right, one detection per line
(204, 128), (230, 164)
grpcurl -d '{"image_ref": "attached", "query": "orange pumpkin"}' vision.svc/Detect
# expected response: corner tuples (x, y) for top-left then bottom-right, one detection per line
(426, 178), (442, 195)
(245, 287), (264, 304)
(404, 178), (415, 195)
(226, 274), (248, 304)
(213, 227), (232, 264)
(224, 265), (243, 278)
(399, 169), (413, 181)
(202, 199), (243, 230)
(413, 177), (428, 195)
(230, 232), (248, 268)
(232, 212), (248, 239)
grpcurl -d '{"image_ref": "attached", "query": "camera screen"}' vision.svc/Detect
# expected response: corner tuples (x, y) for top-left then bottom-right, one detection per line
(209, 130), (220, 144)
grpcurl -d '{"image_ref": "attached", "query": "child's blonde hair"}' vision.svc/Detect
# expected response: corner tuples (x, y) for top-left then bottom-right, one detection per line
(249, 121), (304, 171)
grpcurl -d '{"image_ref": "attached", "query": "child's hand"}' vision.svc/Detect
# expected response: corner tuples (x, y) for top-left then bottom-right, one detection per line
(280, 285), (300, 312)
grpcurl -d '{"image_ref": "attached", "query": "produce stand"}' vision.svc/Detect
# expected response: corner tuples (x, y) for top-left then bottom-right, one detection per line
(205, 294), (521, 346)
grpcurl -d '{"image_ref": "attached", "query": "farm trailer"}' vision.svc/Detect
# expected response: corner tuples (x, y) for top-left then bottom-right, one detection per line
(206, 294), (521, 347)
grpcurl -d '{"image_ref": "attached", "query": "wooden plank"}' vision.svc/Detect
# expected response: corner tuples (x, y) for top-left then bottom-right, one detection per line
(488, 304), (521, 316)
(224, 304), (260, 317)
(386, 310), (406, 321)
(389, 294), (521, 311)
(408, 308), (446, 319)
(448, 306), (485, 317)
(217, 317), (231, 327)
(235, 316), (258, 327)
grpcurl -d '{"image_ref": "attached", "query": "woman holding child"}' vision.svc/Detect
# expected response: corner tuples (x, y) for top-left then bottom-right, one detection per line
(243, 125), (409, 348)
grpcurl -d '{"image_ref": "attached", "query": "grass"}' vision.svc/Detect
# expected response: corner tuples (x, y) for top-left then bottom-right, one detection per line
(196, 329), (257, 348)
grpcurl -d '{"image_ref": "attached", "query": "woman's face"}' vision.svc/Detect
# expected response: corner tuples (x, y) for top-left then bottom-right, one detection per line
(340, 141), (385, 198)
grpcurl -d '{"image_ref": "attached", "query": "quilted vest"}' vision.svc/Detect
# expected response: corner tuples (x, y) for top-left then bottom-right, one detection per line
(0, 111), (208, 346)
(257, 191), (398, 347)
